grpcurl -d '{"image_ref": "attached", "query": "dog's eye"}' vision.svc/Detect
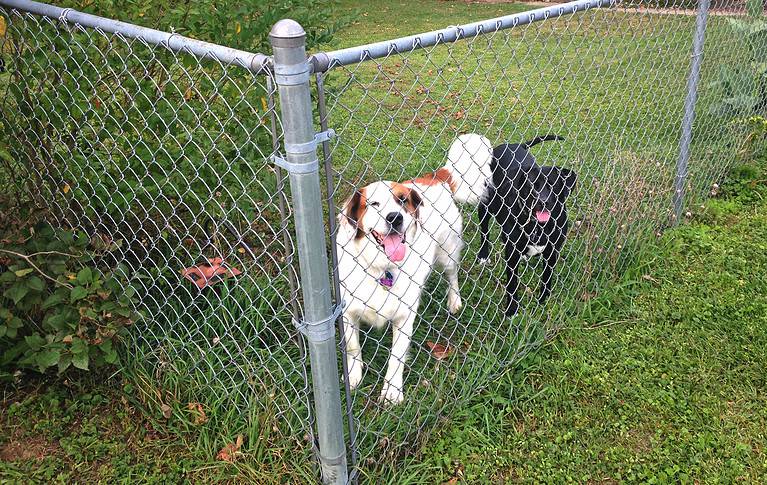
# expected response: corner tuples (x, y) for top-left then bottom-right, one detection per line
(398, 196), (407, 205)
(370, 201), (380, 208)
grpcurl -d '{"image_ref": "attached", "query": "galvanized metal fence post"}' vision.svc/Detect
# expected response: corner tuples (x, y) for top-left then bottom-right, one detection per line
(674, 0), (711, 224)
(269, 20), (348, 484)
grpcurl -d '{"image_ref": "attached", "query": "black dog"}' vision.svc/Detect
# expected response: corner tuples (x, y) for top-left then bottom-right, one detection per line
(477, 135), (576, 316)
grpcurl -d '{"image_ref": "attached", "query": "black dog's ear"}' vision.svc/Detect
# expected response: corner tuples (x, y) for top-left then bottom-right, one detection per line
(547, 167), (577, 199)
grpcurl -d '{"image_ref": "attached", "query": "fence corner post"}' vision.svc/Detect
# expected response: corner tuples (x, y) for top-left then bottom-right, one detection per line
(674, 0), (711, 225)
(269, 19), (349, 484)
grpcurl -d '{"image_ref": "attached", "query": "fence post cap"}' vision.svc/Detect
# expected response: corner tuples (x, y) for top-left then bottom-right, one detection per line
(270, 19), (306, 41)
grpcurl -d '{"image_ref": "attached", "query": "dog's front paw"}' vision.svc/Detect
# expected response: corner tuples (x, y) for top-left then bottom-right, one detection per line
(379, 384), (404, 405)
(347, 359), (364, 390)
(477, 249), (490, 265)
(505, 299), (519, 317)
(447, 293), (463, 314)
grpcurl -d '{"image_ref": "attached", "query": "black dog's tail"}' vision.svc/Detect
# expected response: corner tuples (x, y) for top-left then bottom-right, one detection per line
(522, 134), (564, 149)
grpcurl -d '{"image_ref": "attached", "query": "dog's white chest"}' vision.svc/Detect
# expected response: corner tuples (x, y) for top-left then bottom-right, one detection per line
(524, 244), (546, 259)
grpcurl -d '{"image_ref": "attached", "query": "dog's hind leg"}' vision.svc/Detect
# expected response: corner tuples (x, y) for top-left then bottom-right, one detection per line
(477, 201), (492, 264)
(539, 240), (563, 304)
(502, 229), (524, 316)
(380, 312), (416, 405)
(445, 259), (462, 314)
(437, 234), (464, 314)
(343, 315), (364, 390)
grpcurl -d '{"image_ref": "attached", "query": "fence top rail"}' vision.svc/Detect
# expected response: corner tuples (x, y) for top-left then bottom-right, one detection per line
(0, 0), (271, 73)
(309, 0), (618, 72)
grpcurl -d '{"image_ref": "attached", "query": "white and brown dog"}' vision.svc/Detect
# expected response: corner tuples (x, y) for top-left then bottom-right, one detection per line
(336, 134), (492, 404)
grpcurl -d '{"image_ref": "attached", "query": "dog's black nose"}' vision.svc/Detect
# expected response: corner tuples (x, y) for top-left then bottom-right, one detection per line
(386, 212), (404, 228)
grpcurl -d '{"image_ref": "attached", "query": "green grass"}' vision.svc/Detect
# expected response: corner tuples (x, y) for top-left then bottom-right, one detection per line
(0, 374), (317, 483)
(3, 155), (765, 482)
(310, 0), (756, 475)
(397, 158), (767, 483)
(3, 0), (766, 482)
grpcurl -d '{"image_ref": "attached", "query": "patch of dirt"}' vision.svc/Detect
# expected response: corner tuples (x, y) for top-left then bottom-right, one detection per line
(0, 435), (61, 462)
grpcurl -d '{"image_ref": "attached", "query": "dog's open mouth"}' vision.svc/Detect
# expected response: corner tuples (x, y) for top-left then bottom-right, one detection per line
(372, 230), (407, 262)
(535, 210), (551, 223)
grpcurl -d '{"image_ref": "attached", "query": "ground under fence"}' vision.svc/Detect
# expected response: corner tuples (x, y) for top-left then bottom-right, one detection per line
(0, 0), (761, 481)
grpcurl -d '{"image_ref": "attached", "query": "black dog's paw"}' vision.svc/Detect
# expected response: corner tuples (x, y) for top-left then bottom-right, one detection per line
(477, 247), (491, 265)
(505, 299), (519, 317)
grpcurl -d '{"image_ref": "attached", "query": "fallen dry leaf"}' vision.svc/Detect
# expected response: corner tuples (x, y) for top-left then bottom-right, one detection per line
(217, 434), (244, 462)
(453, 110), (464, 120)
(187, 402), (208, 425)
(426, 341), (453, 360)
(160, 403), (172, 419)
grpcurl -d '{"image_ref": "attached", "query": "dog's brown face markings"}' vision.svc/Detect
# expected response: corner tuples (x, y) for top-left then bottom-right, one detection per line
(391, 182), (422, 219)
(344, 187), (367, 240)
(344, 183), (423, 240)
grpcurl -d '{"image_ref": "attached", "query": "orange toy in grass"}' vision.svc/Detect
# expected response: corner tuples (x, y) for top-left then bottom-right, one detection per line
(181, 257), (242, 289)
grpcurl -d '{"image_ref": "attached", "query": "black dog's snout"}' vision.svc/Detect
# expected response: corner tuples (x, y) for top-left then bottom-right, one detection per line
(386, 212), (404, 228)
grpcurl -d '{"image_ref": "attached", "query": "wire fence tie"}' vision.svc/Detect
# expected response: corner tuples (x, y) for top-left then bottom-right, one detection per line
(272, 129), (336, 174)
(293, 300), (345, 343)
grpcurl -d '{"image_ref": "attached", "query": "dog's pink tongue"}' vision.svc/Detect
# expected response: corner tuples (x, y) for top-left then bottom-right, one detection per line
(535, 210), (551, 223)
(383, 234), (406, 262)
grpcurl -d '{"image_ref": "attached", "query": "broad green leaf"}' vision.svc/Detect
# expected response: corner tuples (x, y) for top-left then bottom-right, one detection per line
(72, 352), (89, 371)
(25, 276), (45, 292)
(24, 334), (46, 351)
(70, 286), (88, 302)
(98, 340), (113, 353)
(36, 350), (60, 370)
(4, 284), (29, 305)
(76, 267), (93, 285)
(57, 354), (72, 374)
(103, 349), (119, 365)
(42, 293), (65, 310)
(14, 268), (34, 278)
(70, 338), (87, 355)
(2, 341), (27, 366)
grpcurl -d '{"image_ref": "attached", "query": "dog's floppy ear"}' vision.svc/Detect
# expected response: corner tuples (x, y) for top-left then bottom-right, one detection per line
(407, 188), (422, 219)
(548, 167), (577, 200)
(342, 189), (366, 240)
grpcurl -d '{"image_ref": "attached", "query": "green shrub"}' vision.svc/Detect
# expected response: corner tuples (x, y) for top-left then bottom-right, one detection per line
(73, 0), (349, 53)
(0, 223), (138, 377)
(709, 4), (767, 117)
(0, 0), (351, 265)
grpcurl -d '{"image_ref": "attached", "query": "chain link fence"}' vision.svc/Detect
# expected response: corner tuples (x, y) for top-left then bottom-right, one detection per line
(1, 0), (764, 482)
(0, 0), (318, 470)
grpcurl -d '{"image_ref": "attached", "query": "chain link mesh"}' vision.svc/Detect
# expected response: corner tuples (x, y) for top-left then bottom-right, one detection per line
(1, 0), (765, 481)
(0, 6), (316, 461)
(320, 0), (761, 477)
